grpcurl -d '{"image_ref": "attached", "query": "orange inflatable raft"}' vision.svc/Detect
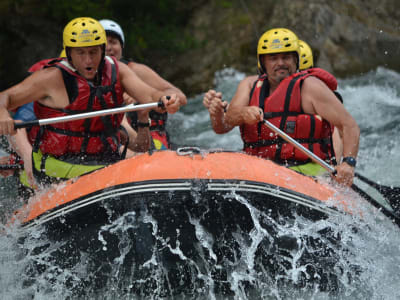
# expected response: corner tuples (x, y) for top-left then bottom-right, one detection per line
(10, 149), (373, 296)
(15, 148), (358, 229)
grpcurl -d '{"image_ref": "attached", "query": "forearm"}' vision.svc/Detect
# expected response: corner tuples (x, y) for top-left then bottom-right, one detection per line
(341, 123), (360, 159)
(150, 89), (166, 104)
(210, 112), (234, 134)
(224, 106), (245, 127)
(8, 128), (32, 160)
(130, 127), (150, 152)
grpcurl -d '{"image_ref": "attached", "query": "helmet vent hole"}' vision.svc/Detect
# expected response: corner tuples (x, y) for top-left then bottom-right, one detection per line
(283, 37), (289, 41)
(262, 46), (267, 49)
(70, 39), (77, 43)
(285, 44), (291, 48)
(82, 22), (86, 26)
(95, 37), (100, 40)
(93, 30), (98, 34)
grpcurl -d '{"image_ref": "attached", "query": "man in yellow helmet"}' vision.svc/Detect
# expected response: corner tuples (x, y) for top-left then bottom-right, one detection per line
(204, 28), (360, 186)
(0, 17), (180, 186)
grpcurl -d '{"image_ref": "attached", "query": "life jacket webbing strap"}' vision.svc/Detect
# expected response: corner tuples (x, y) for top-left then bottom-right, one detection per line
(244, 137), (331, 148)
(274, 73), (307, 160)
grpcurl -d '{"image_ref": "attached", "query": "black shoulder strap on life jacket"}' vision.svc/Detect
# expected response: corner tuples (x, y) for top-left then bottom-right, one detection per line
(274, 73), (308, 161)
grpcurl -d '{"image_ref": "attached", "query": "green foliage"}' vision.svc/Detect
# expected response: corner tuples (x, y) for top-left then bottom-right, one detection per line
(3, 0), (197, 58)
(217, 0), (233, 8)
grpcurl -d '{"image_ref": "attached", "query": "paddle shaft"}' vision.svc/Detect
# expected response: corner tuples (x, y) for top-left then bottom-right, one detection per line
(0, 164), (21, 170)
(14, 101), (162, 129)
(263, 119), (400, 224)
(263, 120), (335, 173)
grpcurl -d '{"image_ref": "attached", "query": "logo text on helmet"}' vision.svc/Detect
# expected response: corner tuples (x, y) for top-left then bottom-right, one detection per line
(272, 39), (281, 43)
(79, 29), (93, 43)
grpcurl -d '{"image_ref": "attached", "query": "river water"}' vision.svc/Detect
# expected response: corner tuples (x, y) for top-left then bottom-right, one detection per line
(1, 67), (400, 299)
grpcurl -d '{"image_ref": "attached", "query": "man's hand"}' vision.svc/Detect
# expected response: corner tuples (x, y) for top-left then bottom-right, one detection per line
(333, 162), (355, 186)
(23, 152), (37, 189)
(203, 90), (228, 118)
(242, 106), (263, 125)
(160, 94), (180, 114)
(0, 108), (16, 135)
(203, 90), (222, 109)
(209, 99), (228, 117)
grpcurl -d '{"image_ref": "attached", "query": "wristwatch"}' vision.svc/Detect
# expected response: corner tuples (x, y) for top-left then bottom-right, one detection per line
(342, 156), (357, 167)
(136, 118), (151, 128)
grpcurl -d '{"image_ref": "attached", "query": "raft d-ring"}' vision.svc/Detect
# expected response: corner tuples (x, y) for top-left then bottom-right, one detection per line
(176, 147), (202, 156)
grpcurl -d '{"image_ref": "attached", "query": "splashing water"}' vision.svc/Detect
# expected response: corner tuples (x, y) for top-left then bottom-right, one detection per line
(1, 67), (400, 299)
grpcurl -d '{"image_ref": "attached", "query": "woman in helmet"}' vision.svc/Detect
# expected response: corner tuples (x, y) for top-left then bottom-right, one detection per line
(205, 28), (359, 186)
(100, 19), (187, 150)
(0, 17), (180, 187)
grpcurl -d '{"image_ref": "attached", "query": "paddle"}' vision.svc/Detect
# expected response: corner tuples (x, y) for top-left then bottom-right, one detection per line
(262, 119), (400, 225)
(14, 101), (164, 129)
(354, 172), (400, 212)
(0, 100), (164, 173)
(0, 164), (22, 170)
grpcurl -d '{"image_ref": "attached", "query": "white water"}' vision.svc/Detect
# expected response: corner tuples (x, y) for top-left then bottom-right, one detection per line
(1, 67), (400, 299)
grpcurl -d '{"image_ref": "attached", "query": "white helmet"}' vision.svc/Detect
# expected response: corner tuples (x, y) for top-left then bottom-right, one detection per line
(100, 19), (125, 46)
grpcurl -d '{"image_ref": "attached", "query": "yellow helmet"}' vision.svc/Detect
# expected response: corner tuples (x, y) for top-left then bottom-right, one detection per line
(257, 28), (300, 73)
(299, 40), (314, 70)
(63, 17), (106, 48)
(59, 49), (66, 58)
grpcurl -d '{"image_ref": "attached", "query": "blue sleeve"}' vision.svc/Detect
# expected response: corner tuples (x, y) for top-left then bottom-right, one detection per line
(13, 103), (36, 121)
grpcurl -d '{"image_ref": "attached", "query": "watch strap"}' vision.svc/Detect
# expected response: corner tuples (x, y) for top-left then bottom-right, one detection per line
(342, 156), (357, 167)
(136, 118), (151, 128)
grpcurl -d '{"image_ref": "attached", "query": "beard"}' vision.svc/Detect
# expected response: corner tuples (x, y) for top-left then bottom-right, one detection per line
(275, 68), (291, 82)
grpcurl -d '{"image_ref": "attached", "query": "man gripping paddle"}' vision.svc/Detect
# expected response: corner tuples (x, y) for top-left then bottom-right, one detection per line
(0, 17), (181, 186)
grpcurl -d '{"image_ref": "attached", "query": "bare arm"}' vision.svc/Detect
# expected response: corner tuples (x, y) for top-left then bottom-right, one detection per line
(120, 112), (151, 153)
(301, 76), (360, 185)
(118, 62), (180, 114)
(130, 63), (187, 105)
(203, 90), (233, 134)
(301, 77), (359, 159)
(8, 127), (35, 186)
(224, 75), (263, 127)
(0, 68), (66, 135)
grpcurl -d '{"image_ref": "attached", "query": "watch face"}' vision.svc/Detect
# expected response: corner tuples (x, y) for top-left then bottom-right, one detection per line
(343, 157), (356, 167)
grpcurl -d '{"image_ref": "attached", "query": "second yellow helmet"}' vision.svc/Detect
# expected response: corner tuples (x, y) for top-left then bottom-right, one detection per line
(59, 49), (66, 58)
(299, 40), (314, 70)
(257, 28), (300, 73)
(63, 17), (107, 48)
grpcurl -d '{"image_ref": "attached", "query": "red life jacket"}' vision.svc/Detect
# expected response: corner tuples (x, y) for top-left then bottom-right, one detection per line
(28, 58), (60, 73)
(28, 56), (125, 160)
(240, 68), (337, 164)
